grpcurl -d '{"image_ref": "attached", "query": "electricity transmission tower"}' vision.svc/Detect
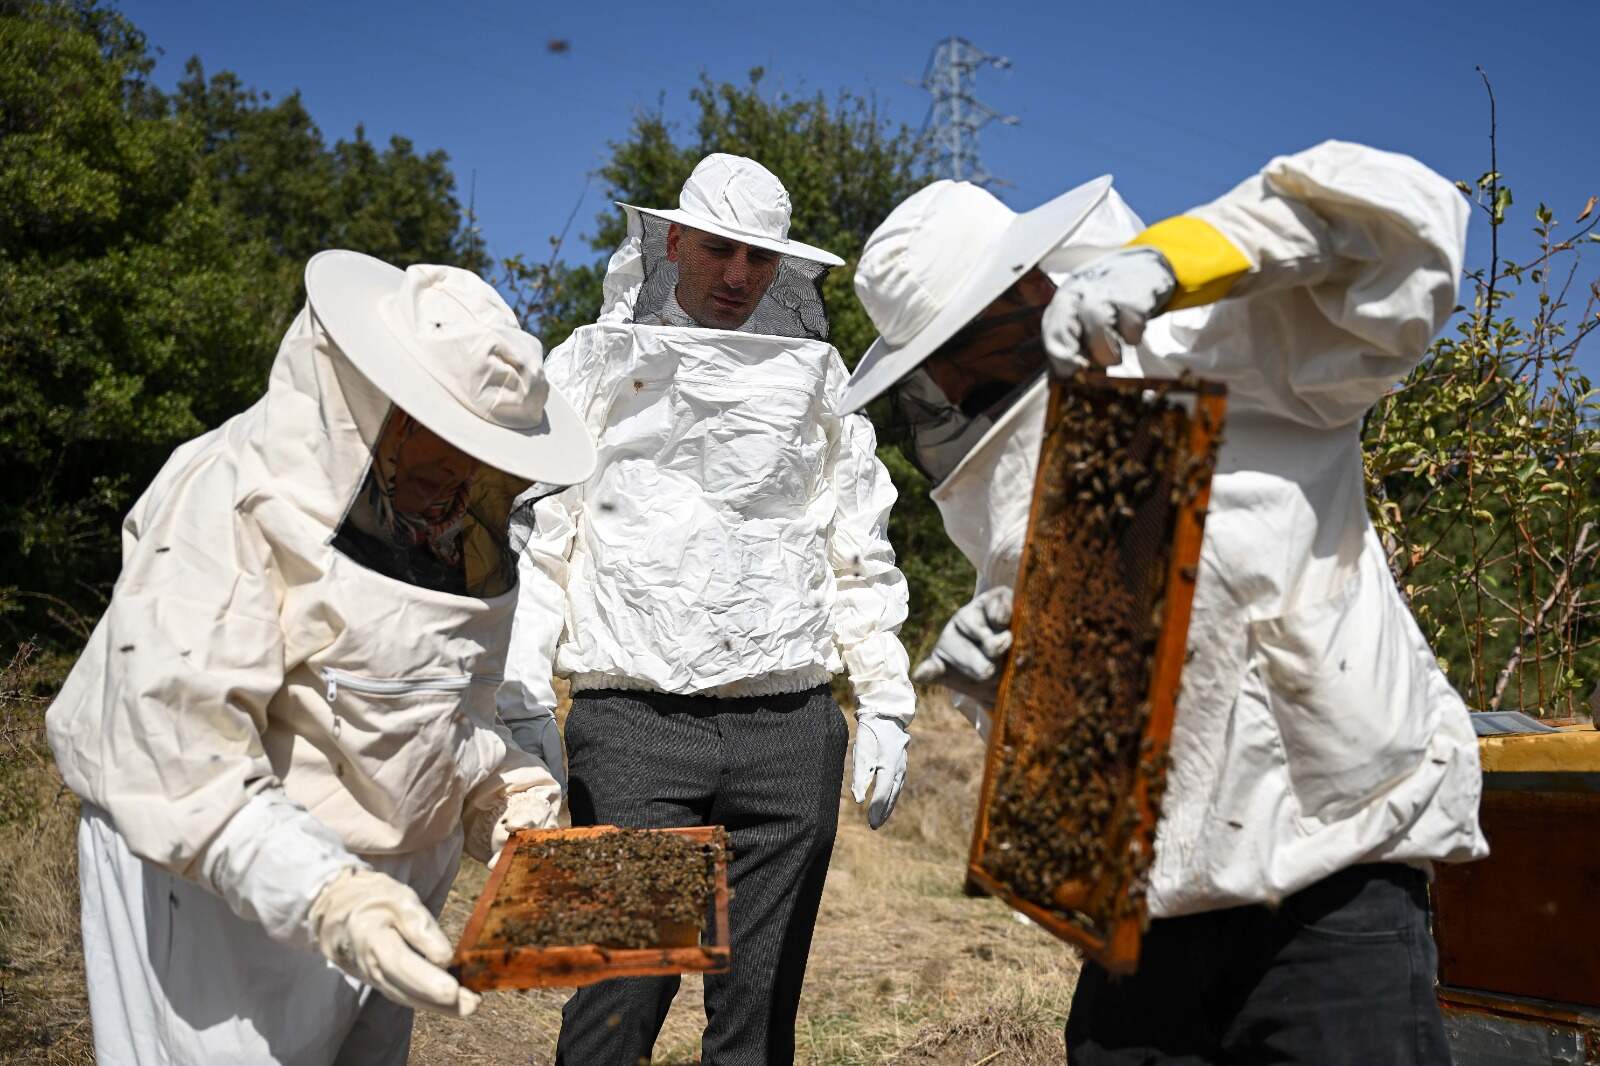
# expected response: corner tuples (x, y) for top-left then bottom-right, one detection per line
(918, 37), (1018, 188)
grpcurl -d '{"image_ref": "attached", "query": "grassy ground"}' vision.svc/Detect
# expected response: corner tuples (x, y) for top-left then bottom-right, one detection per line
(0, 647), (1078, 1065)
(0, 644), (94, 1065)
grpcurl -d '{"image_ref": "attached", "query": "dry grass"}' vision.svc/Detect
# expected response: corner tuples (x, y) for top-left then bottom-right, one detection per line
(413, 693), (1079, 1065)
(0, 644), (93, 1065)
(0, 652), (1079, 1065)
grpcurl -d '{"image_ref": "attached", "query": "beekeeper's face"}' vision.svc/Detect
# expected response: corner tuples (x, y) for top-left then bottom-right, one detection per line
(667, 223), (782, 329)
(380, 409), (481, 516)
(919, 270), (1057, 408)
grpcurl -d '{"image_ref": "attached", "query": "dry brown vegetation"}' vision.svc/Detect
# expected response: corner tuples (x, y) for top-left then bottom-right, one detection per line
(0, 653), (1078, 1065)
(0, 645), (93, 1065)
(412, 696), (1079, 1065)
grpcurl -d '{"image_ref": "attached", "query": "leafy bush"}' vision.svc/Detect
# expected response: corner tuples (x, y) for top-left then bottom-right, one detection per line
(1364, 89), (1599, 715)
(0, 0), (485, 646)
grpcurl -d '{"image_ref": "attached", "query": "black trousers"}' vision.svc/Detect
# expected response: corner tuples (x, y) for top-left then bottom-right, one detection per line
(553, 686), (848, 1066)
(1066, 864), (1451, 1065)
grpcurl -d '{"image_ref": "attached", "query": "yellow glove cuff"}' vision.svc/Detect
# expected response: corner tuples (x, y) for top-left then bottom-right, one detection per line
(1127, 216), (1252, 311)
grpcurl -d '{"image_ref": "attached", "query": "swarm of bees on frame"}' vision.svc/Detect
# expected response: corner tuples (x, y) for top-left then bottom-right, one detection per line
(984, 380), (1216, 929)
(496, 828), (728, 950)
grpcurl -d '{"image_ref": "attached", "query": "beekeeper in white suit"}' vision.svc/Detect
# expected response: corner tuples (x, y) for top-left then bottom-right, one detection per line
(843, 142), (1487, 1065)
(47, 251), (596, 1066)
(499, 153), (916, 1065)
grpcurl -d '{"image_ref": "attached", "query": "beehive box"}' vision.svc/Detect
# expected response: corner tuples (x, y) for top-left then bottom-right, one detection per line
(452, 825), (731, 991)
(1433, 729), (1600, 1008)
(967, 374), (1225, 974)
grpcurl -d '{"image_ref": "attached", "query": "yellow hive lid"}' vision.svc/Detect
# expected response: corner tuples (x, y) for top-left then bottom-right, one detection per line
(1479, 728), (1600, 777)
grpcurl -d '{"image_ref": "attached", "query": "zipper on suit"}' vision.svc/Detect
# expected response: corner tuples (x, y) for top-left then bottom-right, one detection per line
(321, 667), (501, 704)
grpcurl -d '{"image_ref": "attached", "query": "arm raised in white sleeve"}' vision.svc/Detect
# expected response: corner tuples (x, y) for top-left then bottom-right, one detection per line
(1131, 140), (1469, 428)
(823, 359), (916, 726)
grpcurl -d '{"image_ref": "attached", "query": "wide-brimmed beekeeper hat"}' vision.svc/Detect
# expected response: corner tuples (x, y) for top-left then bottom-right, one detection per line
(841, 175), (1115, 413)
(305, 250), (596, 486)
(618, 153), (845, 268)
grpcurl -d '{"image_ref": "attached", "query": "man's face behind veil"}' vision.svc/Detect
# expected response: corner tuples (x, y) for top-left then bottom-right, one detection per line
(667, 223), (782, 329)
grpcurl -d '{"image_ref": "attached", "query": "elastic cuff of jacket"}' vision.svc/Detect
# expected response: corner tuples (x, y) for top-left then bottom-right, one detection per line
(1126, 216), (1252, 311)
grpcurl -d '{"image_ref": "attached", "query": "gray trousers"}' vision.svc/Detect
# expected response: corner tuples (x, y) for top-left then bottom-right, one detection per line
(554, 685), (848, 1066)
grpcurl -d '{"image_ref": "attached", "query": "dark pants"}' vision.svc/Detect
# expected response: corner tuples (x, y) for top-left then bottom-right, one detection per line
(554, 685), (848, 1066)
(1066, 864), (1451, 1066)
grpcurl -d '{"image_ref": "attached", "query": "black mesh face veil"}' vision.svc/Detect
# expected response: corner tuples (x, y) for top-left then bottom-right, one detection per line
(631, 214), (830, 341)
(881, 280), (1053, 485)
(331, 406), (526, 598)
(886, 367), (1046, 486)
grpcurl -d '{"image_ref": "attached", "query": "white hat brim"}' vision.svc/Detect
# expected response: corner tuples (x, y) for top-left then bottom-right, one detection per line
(840, 176), (1114, 414)
(304, 250), (596, 487)
(618, 203), (845, 267)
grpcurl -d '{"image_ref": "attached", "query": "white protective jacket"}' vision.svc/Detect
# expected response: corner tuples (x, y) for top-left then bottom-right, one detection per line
(920, 143), (1487, 918)
(500, 245), (915, 726)
(47, 308), (550, 946)
(1116, 142), (1489, 916)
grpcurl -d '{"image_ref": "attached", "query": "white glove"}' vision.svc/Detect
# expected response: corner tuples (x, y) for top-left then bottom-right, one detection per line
(309, 868), (480, 1018)
(506, 710), (567, 791)
(465, 778), (560, 866)
(851, 713), (910, 830)
(1040, 246), (1176, 378)
(911, 586), (1014, 706)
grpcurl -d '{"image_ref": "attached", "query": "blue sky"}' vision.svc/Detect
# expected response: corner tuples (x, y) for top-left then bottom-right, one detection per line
(126, 0), (1598, 371)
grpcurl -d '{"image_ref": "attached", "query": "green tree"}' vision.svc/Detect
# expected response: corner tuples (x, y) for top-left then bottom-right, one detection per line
(172, 59), (487, 291)
(1364, 86), (1599, 716)
(0, 0), (485, 646)
(503, 70), (973, 654)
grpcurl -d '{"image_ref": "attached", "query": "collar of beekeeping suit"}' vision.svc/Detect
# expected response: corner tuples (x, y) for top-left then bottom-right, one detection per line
(618, 153), (844, 267)
(842, 175), (1116, 414)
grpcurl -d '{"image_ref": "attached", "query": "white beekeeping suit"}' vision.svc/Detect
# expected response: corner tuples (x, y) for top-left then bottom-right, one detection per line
(499, 157), (915, 809)
(47, 253), (595, 1066)
(501, 154), (916, 1064)
(845, 142), (1487, 921)
(503, 327), (910, 713)
(499, 161), (915, 812)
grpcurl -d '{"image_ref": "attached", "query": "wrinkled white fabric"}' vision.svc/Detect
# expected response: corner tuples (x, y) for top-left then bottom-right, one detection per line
(79, 804), (460, 1066)
(863, 140), (1487, 918)
(48, 306), (548, 877)
(500, 321), (914, 726)
(198, 788), (367, 949)
(1106, 142), (1487, 915)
